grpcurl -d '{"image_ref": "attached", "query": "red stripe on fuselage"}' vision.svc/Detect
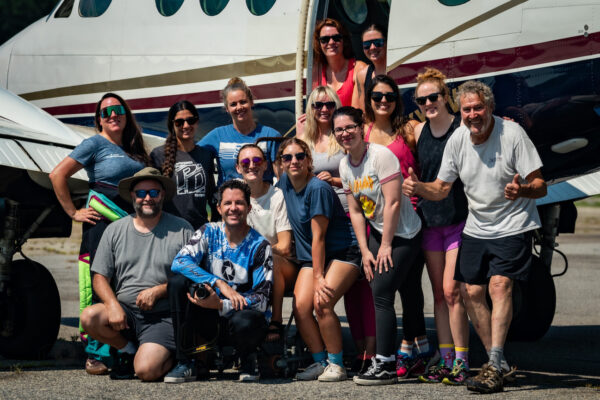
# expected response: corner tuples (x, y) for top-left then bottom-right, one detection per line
(43, 32), (599, 116)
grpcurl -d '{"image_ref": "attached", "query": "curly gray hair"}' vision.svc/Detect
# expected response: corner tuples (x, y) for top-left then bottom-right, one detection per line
(455, 80), (495, 111)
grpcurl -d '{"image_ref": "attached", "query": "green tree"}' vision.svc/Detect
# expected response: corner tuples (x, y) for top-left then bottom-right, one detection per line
(0, 0), (58, 45)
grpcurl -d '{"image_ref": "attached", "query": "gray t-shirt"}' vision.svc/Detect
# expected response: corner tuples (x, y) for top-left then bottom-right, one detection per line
(312, 149), (348, 212)
(92, 213), (193, 313)
(437, 116), (542, 239)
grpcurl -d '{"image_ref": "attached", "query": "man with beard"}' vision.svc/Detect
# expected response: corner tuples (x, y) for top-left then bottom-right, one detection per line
(80, 167), (193, 381)
(403, 80), (547, 394)
(165, 179), (273, 383)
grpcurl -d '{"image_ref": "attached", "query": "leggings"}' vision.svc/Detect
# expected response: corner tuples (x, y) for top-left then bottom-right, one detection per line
(369, 228), (422, 357)
(399, 250), (426, 340)
(344, 278), (376, 340)
(168, 274), (268, 361)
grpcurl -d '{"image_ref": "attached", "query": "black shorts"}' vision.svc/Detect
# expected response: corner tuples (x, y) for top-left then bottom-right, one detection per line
(120, 302), (176, 352)
(300, 245), (362, 270)
(455, 231), (533, 284)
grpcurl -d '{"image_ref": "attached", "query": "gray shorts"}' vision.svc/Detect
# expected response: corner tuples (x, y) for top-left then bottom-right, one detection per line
(119, 302), (175, 352)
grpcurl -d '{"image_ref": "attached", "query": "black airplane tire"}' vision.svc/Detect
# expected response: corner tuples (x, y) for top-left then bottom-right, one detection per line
(0, 260), (61, 359)
(507, 255), (556, 341)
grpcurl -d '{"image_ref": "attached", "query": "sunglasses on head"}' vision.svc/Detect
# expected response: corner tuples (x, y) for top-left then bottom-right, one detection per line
(173, 116), (199, 127)
(362, 38), (385, 50)
(100, 105), (126, 118)
(280, 152), (307, 163)
(371, 91), (398, 102)
(239, 156), (264, 167)
(319, 34), (342, 44)
(312, 101), (336, 110)
(134, 189), (161, 199)
(415, 92), (441, 105)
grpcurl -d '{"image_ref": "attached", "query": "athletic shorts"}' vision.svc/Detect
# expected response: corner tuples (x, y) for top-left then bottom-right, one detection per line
(300, 245), (362, 270)
(455, 231), (533, 284)
(422, 220), (466, 252)
(119, 302), (175, 352)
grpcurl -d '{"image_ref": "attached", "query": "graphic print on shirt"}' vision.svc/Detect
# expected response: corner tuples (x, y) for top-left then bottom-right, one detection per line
(359, 194), (377, 219)
(175, 161), (206, 197)
(219, 142), (268, 162)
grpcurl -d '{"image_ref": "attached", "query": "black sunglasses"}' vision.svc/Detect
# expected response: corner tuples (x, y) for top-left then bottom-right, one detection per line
(173, 116), (199, 127)
(371, 91), (398, 102)
(415, 92), (441, 105)
(362, 38), (385, 50)
(134, 189), (161, 199)
(280, 152), (307, 163)
(100, 105), (126, 118)
(239, 156), (264, 167)
(312, 101), (336, 110)
(319, 34), (342, 44)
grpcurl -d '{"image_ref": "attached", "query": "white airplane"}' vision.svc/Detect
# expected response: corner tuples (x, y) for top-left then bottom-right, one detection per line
(1, 0), (600, 359)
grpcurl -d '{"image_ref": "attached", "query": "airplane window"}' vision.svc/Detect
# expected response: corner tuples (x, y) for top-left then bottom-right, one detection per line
(246, 0), (275, 16)
(200, 0), (229, 16)
(438, 0), (470, 5)
(55, 0), (74, 18)
(156, 0), (184, 16)
(339, 0), (367, 24)
(79, 0), (112, 17)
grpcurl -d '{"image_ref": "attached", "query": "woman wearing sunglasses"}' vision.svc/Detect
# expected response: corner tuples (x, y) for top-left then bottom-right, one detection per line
(312, 18), (366, 108)
(412, 68), (470, 385)
(233, 144), (295, 342)
(364, 74), (435, 378)
(199, 77), (281, 186)
(50, 92), (149, 375)
(333, 106), (422, 386)
(150, 100), (216, 230)
(357, 24), (388, 111)
(276, 138), (360, 382)
(298, 85), (376, 374)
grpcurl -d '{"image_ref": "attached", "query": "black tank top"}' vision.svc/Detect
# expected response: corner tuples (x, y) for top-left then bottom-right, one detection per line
(416, 116), (468, 228)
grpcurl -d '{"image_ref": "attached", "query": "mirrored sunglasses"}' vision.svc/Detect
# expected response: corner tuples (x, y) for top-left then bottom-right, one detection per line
(134, 189), (161, 199)
(100, 105), (126, 118)
(240, 156), (264, 167)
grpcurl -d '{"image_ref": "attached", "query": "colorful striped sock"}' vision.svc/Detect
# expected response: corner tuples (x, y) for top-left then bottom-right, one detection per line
(455, 346), (469, 369)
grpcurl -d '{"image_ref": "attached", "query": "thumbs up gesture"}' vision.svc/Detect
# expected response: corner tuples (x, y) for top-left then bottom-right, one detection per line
(402, 167), (420, 197)
(504, 173), (521, 200)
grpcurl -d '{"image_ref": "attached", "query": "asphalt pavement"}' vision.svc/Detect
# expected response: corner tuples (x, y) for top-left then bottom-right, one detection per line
(1, 223), (599, 399)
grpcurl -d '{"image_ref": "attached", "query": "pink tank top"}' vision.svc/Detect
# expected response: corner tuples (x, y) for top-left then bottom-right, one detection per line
(321, 58), (355, 107)
(365, 123), (419, 209)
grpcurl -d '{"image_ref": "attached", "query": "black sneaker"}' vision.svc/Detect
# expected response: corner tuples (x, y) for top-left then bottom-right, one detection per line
(467, 363), (503, 394)
(239, 353), (259, 382)
(109, 347), (135, 380)
(353, 357), (397, 386)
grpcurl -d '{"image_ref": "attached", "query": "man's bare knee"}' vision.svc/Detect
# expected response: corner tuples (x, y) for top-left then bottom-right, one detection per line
(488, 276), (513, 301)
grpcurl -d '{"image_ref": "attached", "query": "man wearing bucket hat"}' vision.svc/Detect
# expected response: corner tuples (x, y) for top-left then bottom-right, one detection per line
(80, 167), (193, 381)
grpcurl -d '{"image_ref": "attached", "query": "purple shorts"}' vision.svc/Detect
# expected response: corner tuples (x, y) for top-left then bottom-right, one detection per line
(422, 220), (466, 252)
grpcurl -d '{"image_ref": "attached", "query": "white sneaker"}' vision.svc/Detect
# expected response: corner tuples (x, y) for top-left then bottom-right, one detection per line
(318, 363), (347, 382)
(296, 362), (325, 381)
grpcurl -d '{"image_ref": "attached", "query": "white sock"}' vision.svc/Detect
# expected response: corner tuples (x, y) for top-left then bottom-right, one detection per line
(376, 354), (395, 362)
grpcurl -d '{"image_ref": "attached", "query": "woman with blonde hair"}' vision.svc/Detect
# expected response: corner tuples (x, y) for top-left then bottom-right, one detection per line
(199, 77), (281, 186)
(412, 67), (470, 385)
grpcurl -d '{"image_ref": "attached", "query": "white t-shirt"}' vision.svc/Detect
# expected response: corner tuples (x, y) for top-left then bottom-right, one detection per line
(247, 185), (292, 245)
(437, 116), (542, 239)
(340, 143), (421, 239)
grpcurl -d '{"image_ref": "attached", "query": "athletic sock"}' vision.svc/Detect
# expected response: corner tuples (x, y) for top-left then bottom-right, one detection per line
(328, 351), (344, 367)
(455, 346), (469, 369)
(489, 347), (503, 371)
(312, 351), (328, 366)
(439, 344), (455, 367)
(398, 342), (413, 358)
(415, 337), (430, 355)
(120, 341), (137, 355)
(376, 354), (395, 363)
